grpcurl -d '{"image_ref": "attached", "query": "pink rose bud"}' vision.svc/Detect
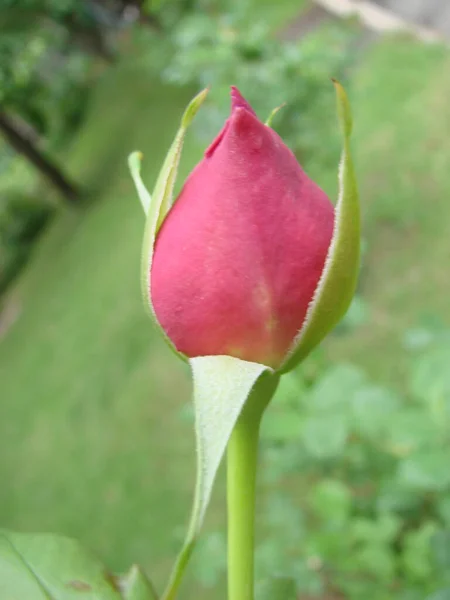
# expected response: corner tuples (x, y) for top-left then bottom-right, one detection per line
(150, 88), (336, 369)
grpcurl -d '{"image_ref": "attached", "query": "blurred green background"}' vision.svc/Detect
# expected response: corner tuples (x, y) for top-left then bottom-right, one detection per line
(1, 0), (450, 598)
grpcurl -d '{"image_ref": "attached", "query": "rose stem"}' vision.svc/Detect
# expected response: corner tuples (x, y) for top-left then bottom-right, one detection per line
(226, 374), (278, 600)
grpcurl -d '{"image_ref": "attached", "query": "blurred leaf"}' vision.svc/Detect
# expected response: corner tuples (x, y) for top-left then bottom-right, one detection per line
(351, 514), (401, 545)
(260, 410), (303, 443)
(309, 479), (352, 523)
(301, 414), (348, 459)
(191, 532), (227, 589)
(402, 521), (438, 581)
(355, 543), (396, 582)
(403, 327), (436, 352)
(338, 295), (370, 331)
(261, 444), (308, 483)
(351, 384), (401, 440)
(257, 576), (297, 600)
(306, 363), (367, 412)
(377, 479), (422, 514)
(437, 496), (450, 526)
(273, 369), (306, 407)
(410, 345), (450, 415)
(431, 530), (450, 571)
(265, 494), (305, 545)
(385, 408), (437, 456)
(398, 451), (450, 492)
(426, 590), (450, 600)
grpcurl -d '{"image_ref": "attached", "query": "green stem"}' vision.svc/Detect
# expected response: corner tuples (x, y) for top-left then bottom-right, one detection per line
(227, 374), (278, 600)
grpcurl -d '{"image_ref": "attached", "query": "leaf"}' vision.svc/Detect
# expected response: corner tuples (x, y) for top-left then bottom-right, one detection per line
(162, 356), (277, 600)
(402, 521), (437, 581)
(307, 363), (367, 412)
(191, 532), (227, 588)
(128, 88), (209, 361)
(377, 478), (422, 514)
(431, 530), (450, 571)
(264, 494), (305, 545)
(301, 414), (348, 459)
(273, 370), (306, 408)
(398, 450), (450, 492)
(0, 530), (122, 599)
(356, 543), (396, 582)
(309, 479), (352, 523)
(410, 344), (450, 418)
(260, 410), (303, 443)
(282, 80), (360, 372)
(350, 385), (401, 440)
(385, 408), (437, 456)
(438, 497), (450, 527)
(257, 576), (297, 600)
(338, 295), (370, 331)
(427, 590), (450, 600)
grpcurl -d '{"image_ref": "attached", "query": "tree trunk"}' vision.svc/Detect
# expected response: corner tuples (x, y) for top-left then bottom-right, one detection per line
(0, 110), (80, 204)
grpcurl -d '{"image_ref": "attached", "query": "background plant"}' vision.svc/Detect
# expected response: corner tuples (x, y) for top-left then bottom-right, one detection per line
(192, 331), (450, 598)
(0, 0), (450, 598)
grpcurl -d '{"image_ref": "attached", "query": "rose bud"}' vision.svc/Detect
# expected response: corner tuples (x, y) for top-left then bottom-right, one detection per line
(130, 83), (359, 373)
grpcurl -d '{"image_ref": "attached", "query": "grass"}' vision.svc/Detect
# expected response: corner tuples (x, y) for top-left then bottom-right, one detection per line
(0, 59), (205, 593)
(1, 24), (450, 600)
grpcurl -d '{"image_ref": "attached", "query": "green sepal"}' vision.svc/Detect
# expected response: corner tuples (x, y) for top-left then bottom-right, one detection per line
(119, 565), (158, 600)
(128, 88), (209, 362)
(162, 356), (278, 600)
(280, 80), (360, 373)
(265, 103), (286, 127)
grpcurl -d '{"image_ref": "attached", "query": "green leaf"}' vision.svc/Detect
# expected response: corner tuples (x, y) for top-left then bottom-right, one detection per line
(438, 497), (450, 526)
(350, 385), (401, 440)
(191, 532), (227, 588)
(257, 576), (297, 600)
(427, 590), (450, 600)
(356, 543), (396, 583)
(410, 344), (450, 419)
(162, 356), (277, 600)
(301, 414), (348, 459)
(0, 531), (158, 600)
(402, 521), (438, 581)
(431, 530), (450, 571)
(128, 88), (209, 361)
(306, 363), (367, 412)
(260, 410), (303, 443)
(272, 370), (306, 408)
(398, 450), (450, 492)
(385, 408), (437, 456)
(338, 295), (370, 331)
(0, 530), (122, 599)
(309, 479), (352, 523)
(281, 80), (360, 372)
